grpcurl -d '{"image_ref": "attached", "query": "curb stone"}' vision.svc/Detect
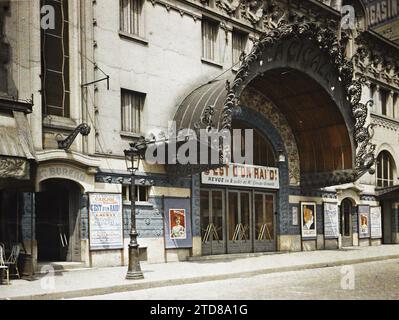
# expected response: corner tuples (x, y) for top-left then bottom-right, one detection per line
(3, 254), (399, 300)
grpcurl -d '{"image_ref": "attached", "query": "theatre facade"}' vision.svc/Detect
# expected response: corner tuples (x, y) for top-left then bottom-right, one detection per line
(1, 0), (399, 270)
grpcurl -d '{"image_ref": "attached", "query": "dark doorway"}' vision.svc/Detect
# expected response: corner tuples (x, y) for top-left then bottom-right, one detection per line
(340, 198), (354, 247)
(36, 179), (81, 262)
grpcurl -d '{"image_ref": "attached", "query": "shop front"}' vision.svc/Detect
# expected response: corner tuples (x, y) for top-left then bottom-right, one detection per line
(200, 187), (277, 255)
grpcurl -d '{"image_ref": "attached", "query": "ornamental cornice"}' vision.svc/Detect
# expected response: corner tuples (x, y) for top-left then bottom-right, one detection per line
(370, 113), (399, 132)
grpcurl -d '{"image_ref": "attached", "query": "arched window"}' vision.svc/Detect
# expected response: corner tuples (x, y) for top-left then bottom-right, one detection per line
(377, 151), (395, 187)
(232, 120), (276, 167)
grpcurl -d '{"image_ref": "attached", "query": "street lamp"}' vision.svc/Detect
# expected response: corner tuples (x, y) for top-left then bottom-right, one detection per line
(124, 139), (147, 280)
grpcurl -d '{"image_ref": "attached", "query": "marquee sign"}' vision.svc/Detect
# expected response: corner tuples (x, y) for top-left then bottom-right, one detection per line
(364, 0), (399, 27)
(201, 163), (280, 189)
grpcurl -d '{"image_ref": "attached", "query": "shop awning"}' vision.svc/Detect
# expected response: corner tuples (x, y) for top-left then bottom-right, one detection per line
(167, 79), (232, 177)
(0, 110), (36, 180)
(376, 186), (399, 200)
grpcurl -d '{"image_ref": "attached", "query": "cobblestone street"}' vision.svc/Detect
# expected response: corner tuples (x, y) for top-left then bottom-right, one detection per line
(75, 259), (399, 300)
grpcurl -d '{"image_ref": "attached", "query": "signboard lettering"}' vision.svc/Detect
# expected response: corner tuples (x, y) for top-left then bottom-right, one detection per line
(202, 163), (279, 189)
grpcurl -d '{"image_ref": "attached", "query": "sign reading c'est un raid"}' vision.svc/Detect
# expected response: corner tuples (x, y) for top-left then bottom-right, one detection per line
(89, 193), (123, 250)
(201, 163), (280, 189)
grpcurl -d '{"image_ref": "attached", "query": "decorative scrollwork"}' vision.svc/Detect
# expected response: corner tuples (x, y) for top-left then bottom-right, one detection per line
(221, 17), (376, 185)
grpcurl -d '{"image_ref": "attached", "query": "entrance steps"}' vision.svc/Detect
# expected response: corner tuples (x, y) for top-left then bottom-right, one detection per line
(187, 251), (283, 262)
(36, 261), (88, 274)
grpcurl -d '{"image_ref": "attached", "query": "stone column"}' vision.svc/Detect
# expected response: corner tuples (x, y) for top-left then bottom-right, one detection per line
(387, 91), (394, 118)
(373, 85), (381, 114)
(394, 93), (399, 120)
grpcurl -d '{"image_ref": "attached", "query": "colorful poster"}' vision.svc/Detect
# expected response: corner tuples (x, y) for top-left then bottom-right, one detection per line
(324, 202), (339, 239)
(169, 209), (187, 240)
(202, 163), (279, 189)
(358, 205), (370, 239)
(301, 202), (317, 238)
(89, 193), (123, 250)
(164, 197), (192, 249)
(370, 206), (382, 239)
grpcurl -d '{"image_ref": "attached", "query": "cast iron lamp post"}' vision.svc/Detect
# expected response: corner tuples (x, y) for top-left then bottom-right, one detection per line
(124, 139), (147, 280)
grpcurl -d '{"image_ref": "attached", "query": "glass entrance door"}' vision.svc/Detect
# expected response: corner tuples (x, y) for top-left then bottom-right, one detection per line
(201, 189), (226, 255)
(254, 193), (276, 252)
(227, 191), (252, 254)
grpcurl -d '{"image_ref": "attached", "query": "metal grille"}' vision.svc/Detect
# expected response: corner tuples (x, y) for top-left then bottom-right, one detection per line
(41, 0), (70, 117)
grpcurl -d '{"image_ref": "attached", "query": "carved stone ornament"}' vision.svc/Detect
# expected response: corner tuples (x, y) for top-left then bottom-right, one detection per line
(0, 156), (28, 179)
(216, 0), (241, 15)
(221, 16), (376, 185)
(354, 33), (399, 86)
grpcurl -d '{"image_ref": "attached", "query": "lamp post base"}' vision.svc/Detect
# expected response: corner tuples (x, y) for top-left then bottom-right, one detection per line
(126, 270), (144, 280)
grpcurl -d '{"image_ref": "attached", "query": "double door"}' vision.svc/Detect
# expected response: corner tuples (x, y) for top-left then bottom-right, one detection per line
(201, 189), (276, 255)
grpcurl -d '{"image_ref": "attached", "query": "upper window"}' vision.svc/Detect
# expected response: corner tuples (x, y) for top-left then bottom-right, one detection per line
(377, 151), (395, 187)
(122, 185), (149, 202)
(232, 120), (276, 167)
(232, 29), (248, 66)
(121, 89), (145, 133)
(120, 0), (145, 37)
(41, 0), (70, 117)
(202, 18), (219, 62)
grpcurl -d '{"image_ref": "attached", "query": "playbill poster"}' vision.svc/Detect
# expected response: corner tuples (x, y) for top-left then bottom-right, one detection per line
(169, 209), (187, 240)
(358, 205), (371, 239)
(89, 193), (123, 250)
(324, 202), (339, 239)
(370, 206), (382, 239)
(301, 202), (317, 238)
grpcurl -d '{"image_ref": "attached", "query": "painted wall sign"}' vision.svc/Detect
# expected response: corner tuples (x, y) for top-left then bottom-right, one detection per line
(89, 193), (123, 250)
(358, 205), (371, 239)
(370, 206), (383, 239)
(301, 202), (317, 239)
(201, 163), (280, 189)
(323, 202), (339, 239)
(364, 0), (399, 27)
(164, 197), (192, 249)
(38, 165), (89, 183)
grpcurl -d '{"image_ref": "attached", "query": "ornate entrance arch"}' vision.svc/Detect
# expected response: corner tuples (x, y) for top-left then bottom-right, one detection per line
(173, 17), (376, 188)
(220, 18), (376, 187)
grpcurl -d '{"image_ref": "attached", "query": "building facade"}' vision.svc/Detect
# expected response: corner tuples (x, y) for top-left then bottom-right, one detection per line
(0, 0), (399, 270)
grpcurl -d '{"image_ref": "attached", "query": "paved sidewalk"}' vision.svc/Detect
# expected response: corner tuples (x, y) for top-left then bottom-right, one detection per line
(1, 245), (398, 300)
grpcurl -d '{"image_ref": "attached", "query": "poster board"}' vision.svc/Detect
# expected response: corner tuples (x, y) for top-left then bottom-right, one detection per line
(324, 202), (339, 239)
(370, 206), (382, 239)
(301, 202), (317, 239)
(89, 193), (123, 250)
(164, 197), (192, 249)
(358, 205), (371, 239)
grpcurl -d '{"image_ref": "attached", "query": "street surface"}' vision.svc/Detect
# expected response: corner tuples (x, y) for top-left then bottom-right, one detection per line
(73, 259), (399, 300)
